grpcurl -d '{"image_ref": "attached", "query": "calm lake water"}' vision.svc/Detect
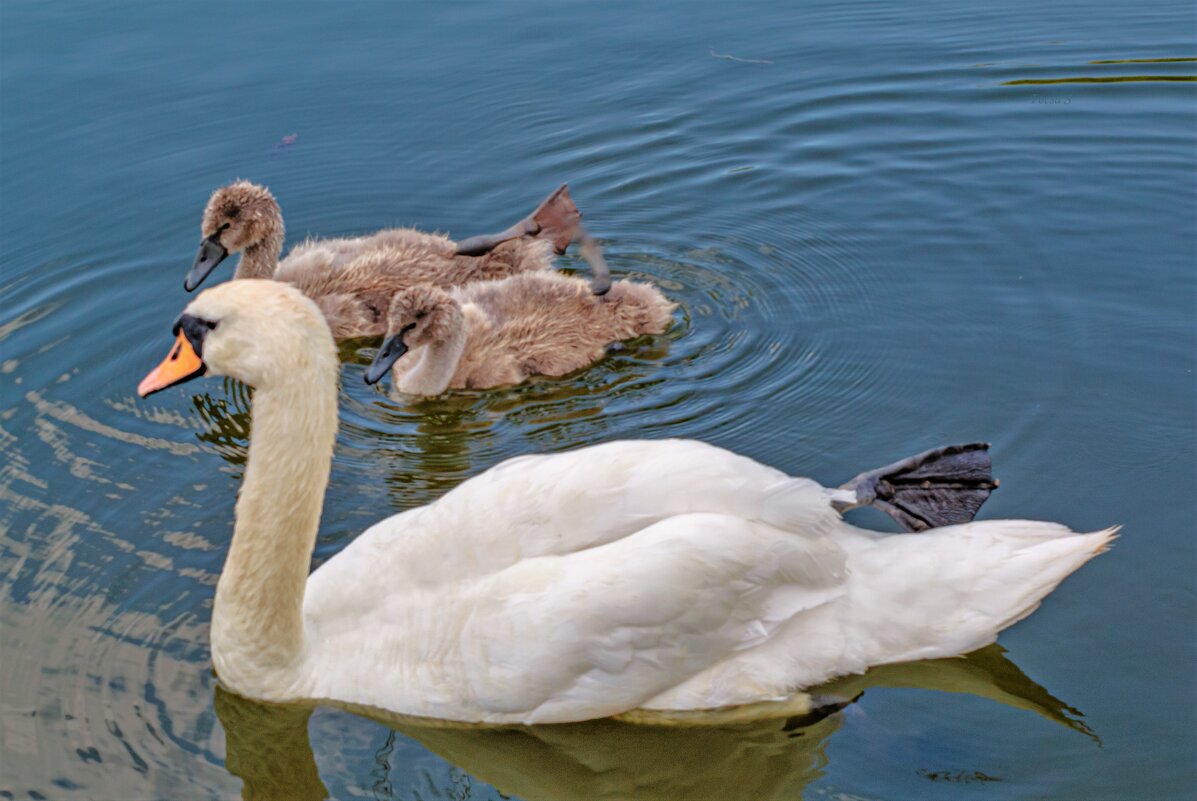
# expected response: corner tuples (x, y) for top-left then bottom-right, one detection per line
(2, 1), (1194, 799)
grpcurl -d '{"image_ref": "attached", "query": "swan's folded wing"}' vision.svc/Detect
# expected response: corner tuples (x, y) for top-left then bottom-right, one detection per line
(458, 512), (848, 724)
(335, 440), (838, 589)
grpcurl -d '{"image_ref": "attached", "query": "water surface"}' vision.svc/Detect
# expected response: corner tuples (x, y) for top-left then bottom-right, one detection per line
(2, 1), (1194, 799)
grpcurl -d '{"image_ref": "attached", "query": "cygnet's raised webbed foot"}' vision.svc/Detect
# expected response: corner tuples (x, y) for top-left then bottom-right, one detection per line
(528, 183), (582, 255)
(455, 184), (611, 296)
(833, 442), (999, 532)
(455, 184), (581, 257)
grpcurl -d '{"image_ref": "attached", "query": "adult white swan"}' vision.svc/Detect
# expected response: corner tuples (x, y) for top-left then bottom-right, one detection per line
(137, 280), (1114, 724)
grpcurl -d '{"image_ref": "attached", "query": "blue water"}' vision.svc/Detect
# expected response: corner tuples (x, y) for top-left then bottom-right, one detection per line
(2, 1), (1194, 799)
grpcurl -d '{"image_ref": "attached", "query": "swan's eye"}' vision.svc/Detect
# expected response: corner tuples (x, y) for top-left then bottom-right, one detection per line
(205, 320), (218, 331)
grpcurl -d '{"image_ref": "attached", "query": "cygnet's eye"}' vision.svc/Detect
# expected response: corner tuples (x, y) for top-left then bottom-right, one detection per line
(414, 311), (427, 321)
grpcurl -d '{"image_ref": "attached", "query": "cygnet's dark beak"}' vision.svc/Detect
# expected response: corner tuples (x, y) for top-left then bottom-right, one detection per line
(184, 233), (229, 292)
(364, 324), (415, 385)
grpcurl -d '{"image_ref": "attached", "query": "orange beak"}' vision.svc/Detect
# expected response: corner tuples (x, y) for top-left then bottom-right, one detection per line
(138, 331), (206, 397)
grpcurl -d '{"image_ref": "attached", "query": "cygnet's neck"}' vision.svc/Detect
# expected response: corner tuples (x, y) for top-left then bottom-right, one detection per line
(394, 326), (467, 396)
(234, 221), (285, 281)
(211, 368), (337, 698)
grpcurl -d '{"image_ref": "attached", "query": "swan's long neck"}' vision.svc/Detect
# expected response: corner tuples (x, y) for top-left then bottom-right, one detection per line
(395, 326), (467, 396)
(234, 218), (285, 280)
(211, 369), (337, 696)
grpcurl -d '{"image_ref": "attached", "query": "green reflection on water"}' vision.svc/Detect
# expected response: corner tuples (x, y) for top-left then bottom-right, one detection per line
(216, 644), (1094, 801)
(1089, 57), (1197, 64)
(1004, 75), (1197, 84)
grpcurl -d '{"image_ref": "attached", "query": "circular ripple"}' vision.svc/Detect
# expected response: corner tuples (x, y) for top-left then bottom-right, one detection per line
(326, 200), (890, 525)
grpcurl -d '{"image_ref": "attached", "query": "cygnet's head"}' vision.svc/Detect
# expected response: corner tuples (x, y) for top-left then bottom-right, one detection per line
(138, 280), (337, 397)
(363, 285), (462, 386)
(185, 181), (285, 292)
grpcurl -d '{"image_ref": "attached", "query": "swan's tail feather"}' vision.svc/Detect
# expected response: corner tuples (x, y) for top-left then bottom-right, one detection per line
(1091, 526), (1120, 554)
(987, 524), (1119, 633)
(851, 523), (1119, 669)
(834, 442), (999, 532)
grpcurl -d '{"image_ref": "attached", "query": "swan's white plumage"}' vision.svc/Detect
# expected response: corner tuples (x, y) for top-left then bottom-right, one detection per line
(300, 440), (1112, 723)
(161, 281), (1114, 725)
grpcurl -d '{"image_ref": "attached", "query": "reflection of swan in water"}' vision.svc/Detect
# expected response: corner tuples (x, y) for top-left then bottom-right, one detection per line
(191, 384), (252, 470)
(215, 644), (1094, 801)
(215, 686), (327, 801)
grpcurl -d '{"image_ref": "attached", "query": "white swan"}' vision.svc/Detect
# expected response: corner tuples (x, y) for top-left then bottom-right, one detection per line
(137, 280), (1115, 725)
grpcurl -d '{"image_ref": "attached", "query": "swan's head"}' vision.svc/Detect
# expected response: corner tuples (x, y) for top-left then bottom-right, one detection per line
(138, 280), (337, 397)
(364, 285), (462, 385)
(185, 181), (285, 292)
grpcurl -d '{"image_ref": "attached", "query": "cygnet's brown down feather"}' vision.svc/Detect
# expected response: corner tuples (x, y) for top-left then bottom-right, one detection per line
(298, 237), (558, 340)
(376, 272), (675, 396)
(192, 181), (580, 340)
